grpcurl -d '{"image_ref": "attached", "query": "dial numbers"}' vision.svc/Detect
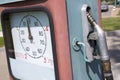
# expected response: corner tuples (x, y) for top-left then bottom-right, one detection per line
(19, 15), (47, 58)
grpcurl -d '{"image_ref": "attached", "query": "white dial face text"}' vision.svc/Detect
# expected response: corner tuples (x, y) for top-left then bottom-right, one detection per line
(19, 15), (46, 58)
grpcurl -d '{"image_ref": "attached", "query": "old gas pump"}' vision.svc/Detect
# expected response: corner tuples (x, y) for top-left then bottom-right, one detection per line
(0, 0), (113, 80)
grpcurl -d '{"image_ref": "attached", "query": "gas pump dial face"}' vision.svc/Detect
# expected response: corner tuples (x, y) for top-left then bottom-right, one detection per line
(7, 10), (57, 80)
(19, 15), (46, 58)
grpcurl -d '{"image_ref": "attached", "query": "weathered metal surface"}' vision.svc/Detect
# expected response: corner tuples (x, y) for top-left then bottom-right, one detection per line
(66, 0), (102, 80)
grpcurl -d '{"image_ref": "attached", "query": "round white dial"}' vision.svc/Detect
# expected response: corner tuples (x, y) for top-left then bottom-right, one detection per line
(19, 15), (47, 58)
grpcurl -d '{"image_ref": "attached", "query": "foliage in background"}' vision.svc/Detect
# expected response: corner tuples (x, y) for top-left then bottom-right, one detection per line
(117, 10), (120, 15)
(106, 0), (115, 4)
(0, 37), (4, 47)
(0, 23), (2, 31)
(102, 17), (120, 31)
(101, 0), (115, 5)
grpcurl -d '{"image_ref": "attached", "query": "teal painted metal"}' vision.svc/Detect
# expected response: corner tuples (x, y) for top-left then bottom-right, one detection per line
(0, 0), (24, 5)
(66, 0), (102, 80)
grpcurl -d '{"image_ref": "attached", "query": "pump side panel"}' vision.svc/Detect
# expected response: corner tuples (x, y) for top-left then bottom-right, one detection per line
(66, 0), (102, 80)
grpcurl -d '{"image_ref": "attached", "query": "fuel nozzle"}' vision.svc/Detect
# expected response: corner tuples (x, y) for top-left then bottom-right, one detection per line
(102, 60), (113, 80)
(86, 10), (114, 80)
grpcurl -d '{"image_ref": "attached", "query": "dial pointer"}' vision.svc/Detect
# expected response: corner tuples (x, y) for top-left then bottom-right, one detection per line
(26, 16), (33, 43)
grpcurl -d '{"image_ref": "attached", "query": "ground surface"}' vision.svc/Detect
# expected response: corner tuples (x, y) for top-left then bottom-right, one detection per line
(106, 30), (120, 80)
(0, 48), (9, 80)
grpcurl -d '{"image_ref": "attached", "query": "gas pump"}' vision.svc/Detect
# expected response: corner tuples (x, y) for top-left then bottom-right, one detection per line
(0, 0), (113, 80)
(0, 0), (72, 80)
